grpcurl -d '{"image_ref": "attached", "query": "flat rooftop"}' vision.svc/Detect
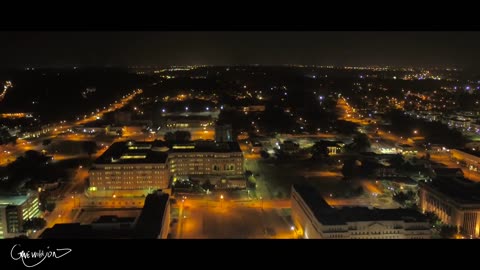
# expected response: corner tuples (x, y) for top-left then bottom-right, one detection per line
(293, 184), (427, 225)
(94, 141), (168, 164)
(133, 192), (169, 238)
(0, 194), (30, 206)
(95, 140), (242, 165)
(155, 140), (242, 153)
(40, 223), (133, 239)
(422, 177), (480, 205)
(93, 215), (136, 224)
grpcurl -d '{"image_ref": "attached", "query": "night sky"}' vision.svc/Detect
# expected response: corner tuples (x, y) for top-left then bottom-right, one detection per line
(1, 31), (480, 68)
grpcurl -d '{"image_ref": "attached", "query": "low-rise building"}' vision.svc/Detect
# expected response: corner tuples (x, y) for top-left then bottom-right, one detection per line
(41, 191), (170, 239)
(291, 184), (431, 239)
(419, 177), (480, 238)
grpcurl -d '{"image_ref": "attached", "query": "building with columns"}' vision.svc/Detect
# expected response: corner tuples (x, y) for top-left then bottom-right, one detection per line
(419, 177), (480, 238)
(291, 184), (431, 239)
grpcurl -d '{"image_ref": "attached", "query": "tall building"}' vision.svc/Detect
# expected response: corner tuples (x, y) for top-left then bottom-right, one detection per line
(89, 141), (170, 198)
(419, 177), (480, 238)
(215, 124), (233, 142)
(89, 140), (244, 198)
(134, 191), (170, 239)
(291, 185), (431, 239)
(0, 192), (40, 239)
(167, 140), (243, 177)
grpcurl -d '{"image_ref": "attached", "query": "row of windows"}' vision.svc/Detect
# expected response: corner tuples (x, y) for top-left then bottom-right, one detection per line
(103, 165), (164, 170)
(351, 231), (401, 235)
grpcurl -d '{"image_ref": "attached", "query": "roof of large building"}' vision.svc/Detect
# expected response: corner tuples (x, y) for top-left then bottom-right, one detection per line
(421, 177), (480, 205)
(40, 223), (134, 239)
(94, 140), (242, 165)
(94, 141), (168, 164)
(337, 207), (428, 223)
(93, 215), (136, 224)
(454, 149), (480, 159)
(133, 191), (169, 238)
(154, 140), (241, 153)
(293, 184), (427, 225)
(292, 184), (342, 225)
(0, 193), (31, 206)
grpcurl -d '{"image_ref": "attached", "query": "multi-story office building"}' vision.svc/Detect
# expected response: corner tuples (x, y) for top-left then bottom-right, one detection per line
(0, 192), (40, 239)
(291, 185), (431, 239)
(89, 140), (244, 198)
(419, 177), (480, 238)
(167, 141), (243, 178)
(89, 141), (170, 198)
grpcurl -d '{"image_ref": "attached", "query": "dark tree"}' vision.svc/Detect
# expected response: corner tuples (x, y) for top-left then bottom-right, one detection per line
(164, 131), (191, 142)
(260, 150), (270, 159)
(439, 225), (458, 239)
(201, 180), (215, 191)
(23, 217), (47, 232)
(164, 132), (175, 141)
(335, 120), (359, 136)
(348, 133), (371, 153)
(388, 155), (404, 168)
(393, 192), (408, 205)
(342, 158), (359, 180)
(82, 141), (97, 158)
(45, 202), (56, 212)
(174, 131), (191, 142)
(311, 142), (330, 161)
(425, 211), (441, 226)
(24, 150), (43, 160)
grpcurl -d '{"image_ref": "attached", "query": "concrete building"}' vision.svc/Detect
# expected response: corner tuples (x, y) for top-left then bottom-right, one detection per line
(419, 177), (480, 238)
(89, 140), (244, 198)
(0, 192), (40, 239)
(41, 191), (170, 239)
(167, 140), (244, 178)
(88, 141), (170, 198)
(291, 185), (431, 239)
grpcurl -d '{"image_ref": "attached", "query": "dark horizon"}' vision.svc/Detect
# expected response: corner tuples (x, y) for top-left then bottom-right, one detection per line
(1, 31), (480, 69)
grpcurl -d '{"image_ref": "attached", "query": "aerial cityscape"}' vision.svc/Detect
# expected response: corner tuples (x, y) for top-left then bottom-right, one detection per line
(2, 31), (480, 239)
